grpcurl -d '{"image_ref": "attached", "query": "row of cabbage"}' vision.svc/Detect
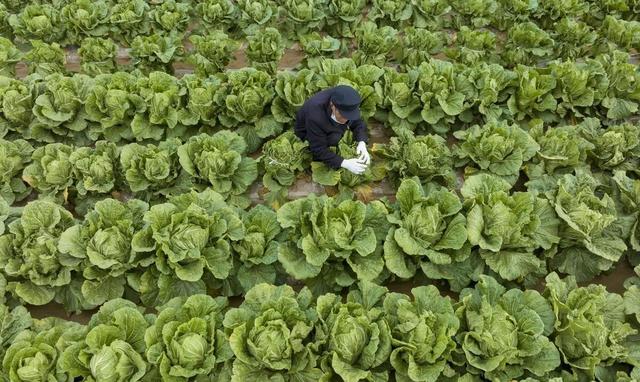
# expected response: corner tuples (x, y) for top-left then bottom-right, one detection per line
(2, 113), (639, 206)
(2, 0), (639, 47)
(1, 53), (638, 148)
(3, 14), (639, 79)
(1, 151), (639, 313)
(2, 275), (640, 382)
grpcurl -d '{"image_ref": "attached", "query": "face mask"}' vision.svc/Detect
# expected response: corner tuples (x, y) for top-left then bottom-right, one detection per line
(330, 112), (340, 124)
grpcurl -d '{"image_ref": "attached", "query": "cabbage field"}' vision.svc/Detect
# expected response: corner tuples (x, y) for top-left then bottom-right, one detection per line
(1, 0), (640, 381)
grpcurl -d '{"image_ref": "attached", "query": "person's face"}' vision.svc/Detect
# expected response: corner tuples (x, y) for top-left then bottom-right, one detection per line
(330, 103), (349, 124)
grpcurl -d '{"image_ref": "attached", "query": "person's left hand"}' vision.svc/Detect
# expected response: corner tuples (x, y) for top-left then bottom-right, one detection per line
(356, 141), (370, 166)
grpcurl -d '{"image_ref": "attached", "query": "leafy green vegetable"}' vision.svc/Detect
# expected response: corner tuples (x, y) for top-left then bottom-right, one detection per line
(2, 318), (84, 382)
(446, 27), (498, 66)
(549, 59), (609, 118)
(0, 76), (33, 137)
(580, 121), (640, 173)
(245, 27), (286, 74)
(132, 189), (244, 304)
(194, 0), (238, 32)
(545, 272), (640, 379)
(85, 72), (145, 142)
(353, 21), (399, 66)
(223, 283), (322, 381)
(369, 0), (413, 26)
(178, 131), (258, 207)
(597, 51), (640, 120)
(384, 285), (459, 382)
(187, 32), (239, 77)
(78, 37), (118, 76)
(22, 143), (74, 196)
(503, 22), (555, 65)
(130, 34), (183, 74)
(259, 130), (310, 208)
(120, 138), (187, 196)
(507, 65), (557, 122)
(552, 17), (597, 59)
(277, 194), (389, 292)
(131, 71), (186, 141)
(374, 67), (422, 137)
(232, 205), (282, 292)
(613, 171), (640, 251)
(109, 0), (151, 44)
(548, 170), (633, 282)
(372, 134), (456, 188)
(69, 141), (118, 196)
(60, 299), (152, 381)
(456, 275), (560, 381)
(0, 139), (33, 204)
(325, 0), (366, 38)
(272, 69), (318, 124)
(8, 4), (63, 43)
(145, 294), (233, 381)
(411, 0), (451, 29)
(24, 40), (66, 77)
(277, 0), (327, 38)
(416, 59), (475, 132)
(29, 73), (93, 143)
(0, 201), (80, 307)
(315, 281), (392, 381)
(237, 0), (277, 34)
(60, 0), (110, 44)
(399, 27), (445, 68)
(453, 120), (539, 183)
(461, 174), (560, 282)
(59, 199), (150, 306)
(384, 178), (474, 292)
(299, 32), (341, 58)
(0, 303), (32, 363)
(0, 37), (21, 77)
(150, 0), (191, 35)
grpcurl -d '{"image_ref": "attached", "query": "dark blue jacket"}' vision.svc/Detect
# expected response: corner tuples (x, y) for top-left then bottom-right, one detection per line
(294, 88), (368, 169)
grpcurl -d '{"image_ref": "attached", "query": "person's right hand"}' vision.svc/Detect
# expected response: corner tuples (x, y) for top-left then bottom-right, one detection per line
(341, 158), (367, 175)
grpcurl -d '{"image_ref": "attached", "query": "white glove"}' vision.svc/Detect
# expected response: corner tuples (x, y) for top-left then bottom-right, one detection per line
(356, 141), (371, 165)
(341, 158), (367, 175)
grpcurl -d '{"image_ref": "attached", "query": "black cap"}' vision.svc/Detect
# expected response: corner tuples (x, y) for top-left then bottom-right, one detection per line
(330, 85), (362, 121)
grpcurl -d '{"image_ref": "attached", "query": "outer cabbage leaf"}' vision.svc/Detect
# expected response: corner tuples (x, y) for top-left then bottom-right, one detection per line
(0, 303), (32, 363)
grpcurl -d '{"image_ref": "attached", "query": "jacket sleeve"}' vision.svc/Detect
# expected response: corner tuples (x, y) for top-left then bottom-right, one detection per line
(307, 119), (344, 169)
(349, 119), (368, 143)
